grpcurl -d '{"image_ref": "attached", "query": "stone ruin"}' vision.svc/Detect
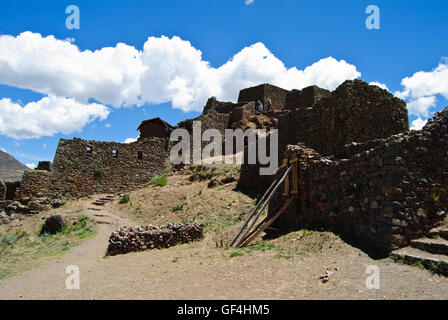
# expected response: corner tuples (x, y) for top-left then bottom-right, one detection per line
(107, 222), (204, 256)
(267, 107), (448, 255)
(3, 78), (447, 258)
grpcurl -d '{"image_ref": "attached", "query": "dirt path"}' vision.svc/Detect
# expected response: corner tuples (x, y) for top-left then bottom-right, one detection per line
(0, 194), (447, 300)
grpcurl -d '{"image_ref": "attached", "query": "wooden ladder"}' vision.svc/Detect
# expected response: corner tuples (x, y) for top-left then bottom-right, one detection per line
(230, 154), (299, 248)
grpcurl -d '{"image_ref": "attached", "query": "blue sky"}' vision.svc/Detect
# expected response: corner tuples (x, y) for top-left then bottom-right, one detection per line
(0, 0), (447, 167)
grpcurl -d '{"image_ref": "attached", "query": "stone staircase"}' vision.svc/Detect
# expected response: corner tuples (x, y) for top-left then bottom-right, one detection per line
(391, 226), (448, 276)
(90, 195), (116, 208)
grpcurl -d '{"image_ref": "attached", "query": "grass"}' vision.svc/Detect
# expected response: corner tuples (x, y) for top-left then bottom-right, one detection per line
(172, 204), (184, 212)
(152, 175), (167, 187)
(0, 214), (97, 280)
(229, 251), (244, 258)
(119, 194), (130, 204)
(392, 254), (448, 276)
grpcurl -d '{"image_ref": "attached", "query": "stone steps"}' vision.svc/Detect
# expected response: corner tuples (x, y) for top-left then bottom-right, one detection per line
(91, 195), (116, 206)
(391, 247), (448, 276)
(429, 227), (448, 241)
(410, 237), (448, 255)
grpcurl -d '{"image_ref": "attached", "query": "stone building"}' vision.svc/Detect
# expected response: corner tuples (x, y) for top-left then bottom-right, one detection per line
(238, 80), (410, 190)
(137, 117), (174, 139)
(268, 107), (448, 255)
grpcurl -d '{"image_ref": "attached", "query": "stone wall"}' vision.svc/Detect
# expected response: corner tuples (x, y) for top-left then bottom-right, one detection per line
(238, 80), (410, 192)
(0, 180), (5, 200)
(50, 137), (172, 197)
(269, 107), (448, 254)
(284, 86), (331, 110)
(238, 84), (289, 111)
(278, 80), (410, 157)
(15, 137), (172, 199)
(16, 170), (53, 199)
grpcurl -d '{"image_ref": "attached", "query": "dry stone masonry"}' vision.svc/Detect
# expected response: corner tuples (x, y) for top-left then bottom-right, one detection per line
(107, 222), (204, 256)
(15, 137), (172, 199)
(238, 80), (410, 191)
(269, 107), (448, 255)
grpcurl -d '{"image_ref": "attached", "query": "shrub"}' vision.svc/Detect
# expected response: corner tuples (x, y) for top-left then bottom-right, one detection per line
(152, 176), (167, 187)
(0, 230), (28, 248)
(119, 194), (130, 204)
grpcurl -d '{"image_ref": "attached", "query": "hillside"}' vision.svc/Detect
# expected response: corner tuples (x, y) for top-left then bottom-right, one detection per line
(0, 149), (29, 182)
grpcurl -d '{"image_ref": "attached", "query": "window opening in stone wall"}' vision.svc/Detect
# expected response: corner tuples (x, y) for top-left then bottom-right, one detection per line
(138, 151), (143, 160)
(112, 149), (118, 158)
(86, 146), (92, 153)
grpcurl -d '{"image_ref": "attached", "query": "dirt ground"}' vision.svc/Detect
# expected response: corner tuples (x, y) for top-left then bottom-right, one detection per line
(0, 172), (447, 300)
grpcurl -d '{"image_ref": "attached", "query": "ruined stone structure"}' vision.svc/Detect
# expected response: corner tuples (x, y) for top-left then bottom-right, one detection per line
(238, 83), (290, 111)
(268, 107), (448, 254)
(238, 80), (410, 190)
(137, 117), (174, 139)
(16, 137), (172, 199)
(107, 222), (204, 256)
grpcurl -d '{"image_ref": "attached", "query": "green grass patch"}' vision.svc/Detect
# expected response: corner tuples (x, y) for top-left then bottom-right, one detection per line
(172, 204), (184, 212)
(119, 194), (130, 204)
(0, 214), (97, 280)
(152, 175), (167, 187)
(229, 251), (244, 258)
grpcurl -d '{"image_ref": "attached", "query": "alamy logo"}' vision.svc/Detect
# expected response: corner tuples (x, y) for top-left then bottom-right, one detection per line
(170, 121), (278, 175)
(365, 265), (380, 289)
(365, 5), (380, 30)
(66, 5), (80, 30)
(66, 265), (80, 290)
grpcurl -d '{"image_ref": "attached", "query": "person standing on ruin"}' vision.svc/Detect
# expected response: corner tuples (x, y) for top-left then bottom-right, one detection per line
(256, 100), (263, 113)
(266, 98), (272, 112)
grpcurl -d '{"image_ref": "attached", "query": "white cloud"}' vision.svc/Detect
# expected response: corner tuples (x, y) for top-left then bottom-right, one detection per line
(0, 96), (109, 139)
(406, 96), (437, 118)
(123, 137), (138, 144)
(0, 148), (6, 153)
(369, 81), (389, 91)
(395, 59), (448, 117)
(0, 32), (143, 108)
(25, 163), (36, 169)
(0, 32), (362, 115)
(410, 117), (428, 130)
(245, 0), (254, 5)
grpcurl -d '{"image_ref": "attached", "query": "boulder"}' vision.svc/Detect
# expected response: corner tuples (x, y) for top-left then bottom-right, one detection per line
(40, 214), (66, 235)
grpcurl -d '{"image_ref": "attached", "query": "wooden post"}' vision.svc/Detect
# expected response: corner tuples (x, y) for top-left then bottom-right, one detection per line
(290, 154), (298, 195)
(282, 159), (289, 196)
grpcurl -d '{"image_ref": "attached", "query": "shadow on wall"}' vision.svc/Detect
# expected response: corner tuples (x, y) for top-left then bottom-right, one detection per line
(268, 106), (448, 256)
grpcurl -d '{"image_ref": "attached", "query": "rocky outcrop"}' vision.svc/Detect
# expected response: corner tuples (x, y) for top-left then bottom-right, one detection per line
(107, 223), (204, 256)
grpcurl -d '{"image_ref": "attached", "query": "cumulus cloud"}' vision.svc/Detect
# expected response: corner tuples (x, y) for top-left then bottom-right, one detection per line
(0, 32), (361, 114)
(410, 117), (428, 131)
(395, 59), (448, 117)
(0, 96), (109, 139)
(245, 0), (254, 5)
(25, 163), (36, 169)
(0, 32), (144, 108)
